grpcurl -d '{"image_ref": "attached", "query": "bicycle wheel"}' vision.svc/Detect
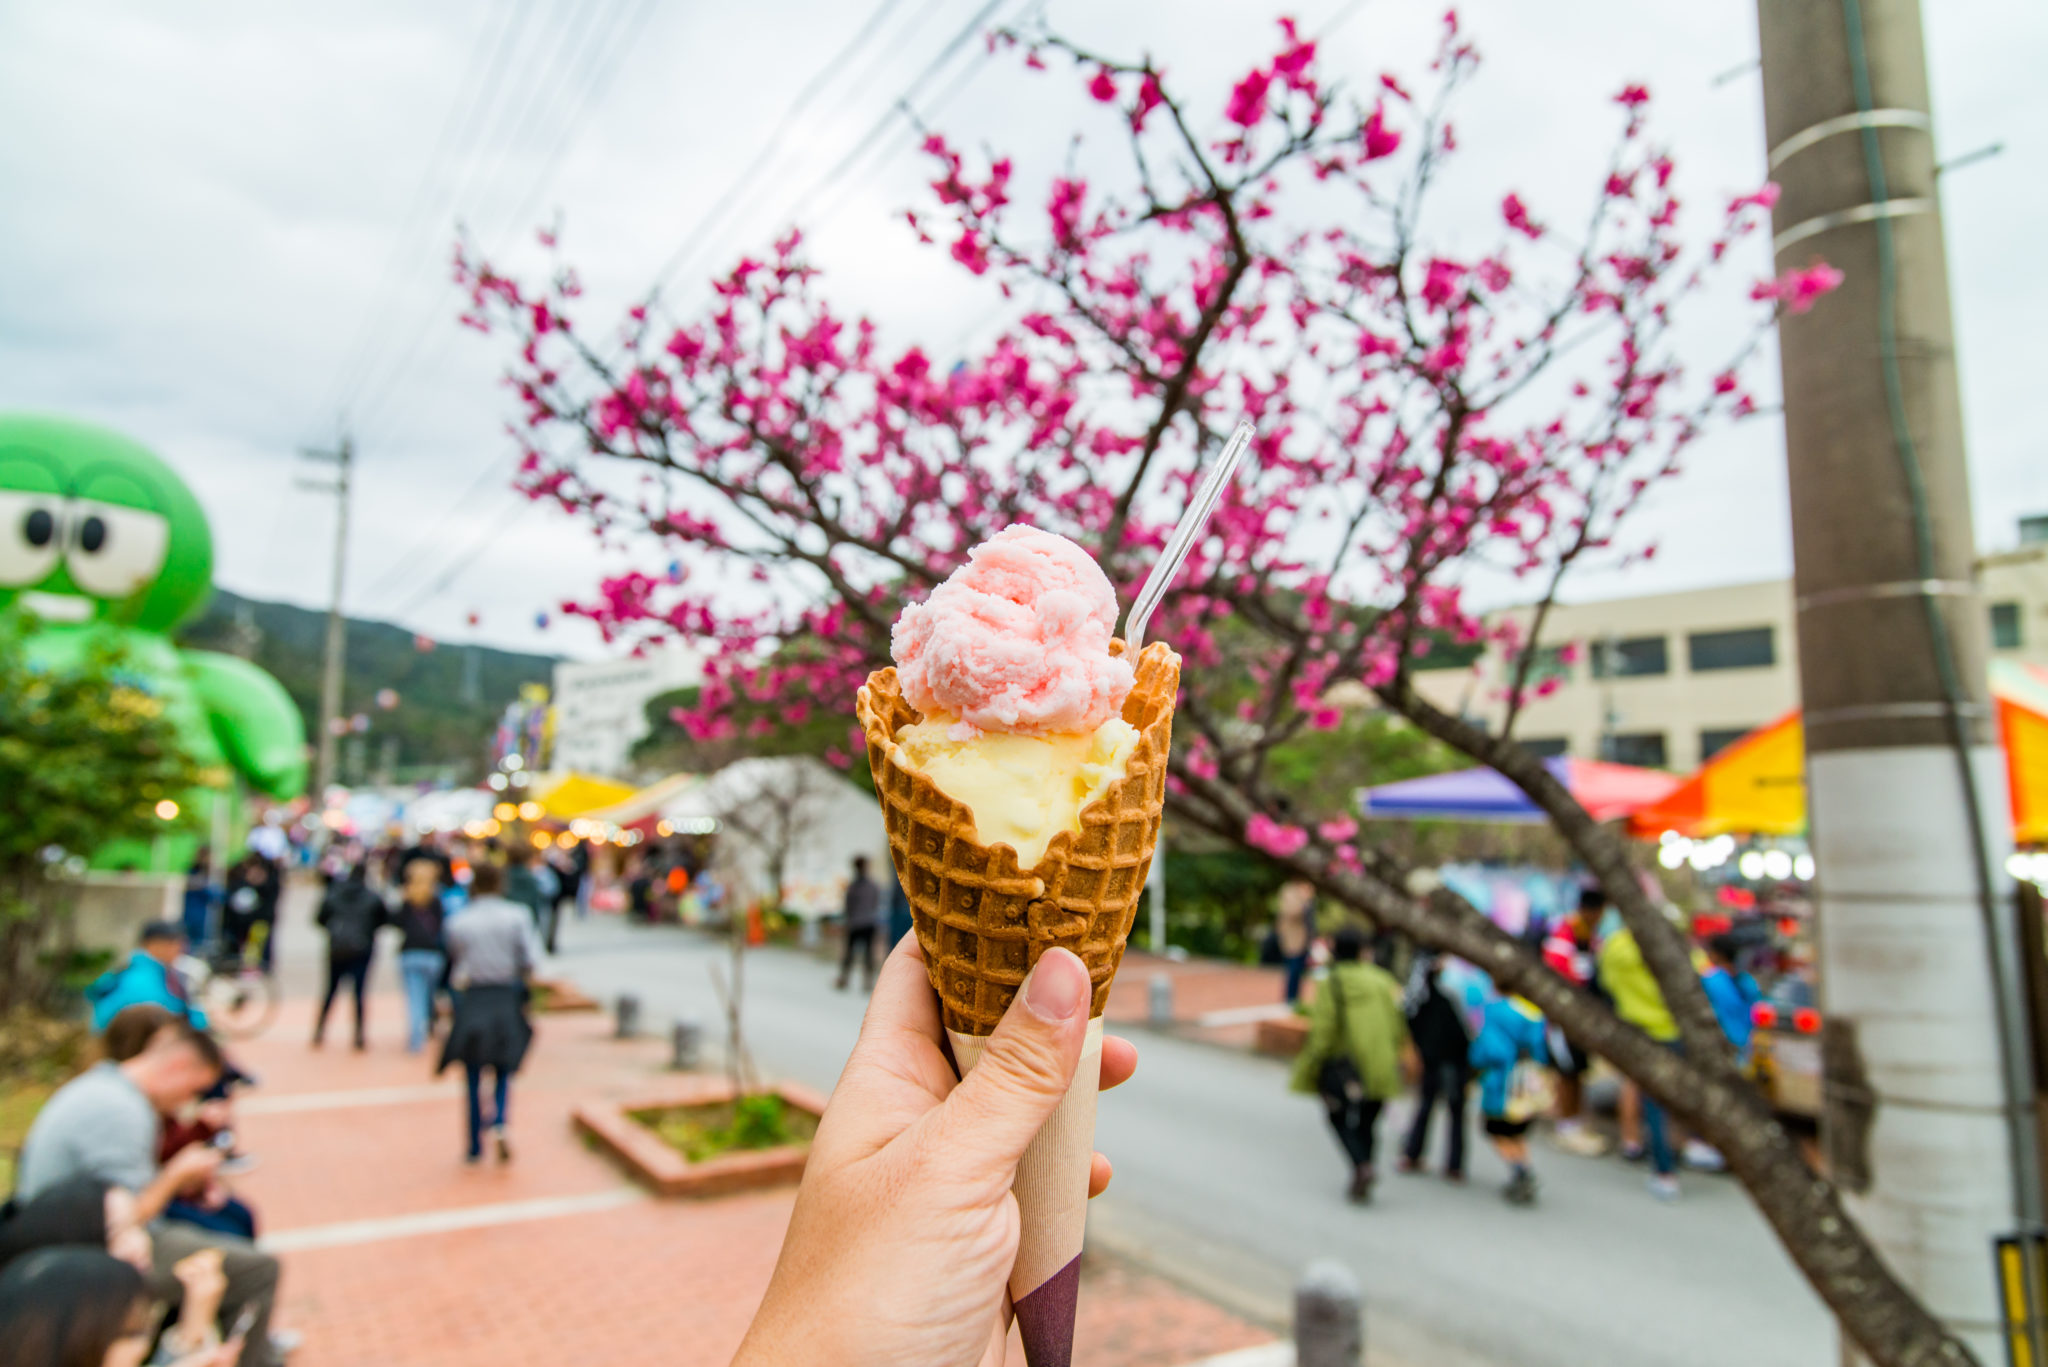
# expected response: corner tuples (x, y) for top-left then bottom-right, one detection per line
(201, 968), (279, 1039)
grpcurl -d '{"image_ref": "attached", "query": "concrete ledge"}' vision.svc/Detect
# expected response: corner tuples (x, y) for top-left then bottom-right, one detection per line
(1253, 1015), (1309, 1059)
(574, 1077), (828, 1198)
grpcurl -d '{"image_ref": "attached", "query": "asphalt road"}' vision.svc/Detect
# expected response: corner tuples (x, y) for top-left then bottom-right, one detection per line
(540, 913), (1832, 1367)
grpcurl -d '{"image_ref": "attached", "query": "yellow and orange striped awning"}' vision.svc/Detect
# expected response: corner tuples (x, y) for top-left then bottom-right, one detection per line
(1629, 660), (2048, 845)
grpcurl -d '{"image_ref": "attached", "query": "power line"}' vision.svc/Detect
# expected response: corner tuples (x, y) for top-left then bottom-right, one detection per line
(641, 0), (925, 303)
(328, 0), (542, 420)
(350, 0), (659, 436)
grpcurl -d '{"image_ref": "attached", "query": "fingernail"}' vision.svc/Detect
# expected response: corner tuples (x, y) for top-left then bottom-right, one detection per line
(1024, 948), (1088, 1023)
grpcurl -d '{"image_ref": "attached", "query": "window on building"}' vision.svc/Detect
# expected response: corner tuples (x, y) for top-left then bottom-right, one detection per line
(1520, 737), (1570, 758)
(1591, 636), (1668, 679)
(2020, 514), (2048, 546)
(1688, 627), (1776, 672)
(1699, 727), (1756, 761)
(1522, 645), (1573, 685)
(1605, 732), (1667, 768)
(1991, 601), (2023, 651)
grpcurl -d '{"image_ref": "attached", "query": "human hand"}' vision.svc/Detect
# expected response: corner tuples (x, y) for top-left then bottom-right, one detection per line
(197, 1099), (235, 1131)
(733, 937), (1138, 1367)
(164, 1144), (225, 1191)
(171, 1248), (229, 1334)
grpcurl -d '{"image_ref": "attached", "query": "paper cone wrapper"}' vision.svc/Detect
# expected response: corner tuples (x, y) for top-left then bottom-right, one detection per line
(951, 1017), (1103, 1367)
(857, 638), (1177, 1367)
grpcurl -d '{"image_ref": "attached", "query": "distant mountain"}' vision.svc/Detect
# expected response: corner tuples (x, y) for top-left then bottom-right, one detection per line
(177, 588), (558, 784)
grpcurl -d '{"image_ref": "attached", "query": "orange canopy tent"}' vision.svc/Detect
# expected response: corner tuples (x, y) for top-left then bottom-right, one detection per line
(1629, 659), (2048, 844)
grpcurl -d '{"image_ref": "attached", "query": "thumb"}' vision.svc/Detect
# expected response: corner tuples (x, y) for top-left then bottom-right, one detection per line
(931, 947), (1092, 1178)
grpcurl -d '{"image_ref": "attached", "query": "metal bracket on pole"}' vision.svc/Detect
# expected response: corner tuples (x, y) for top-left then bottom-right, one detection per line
(1774, 197), (1937, 255)
(1768, 107), (1931, 171)
(1796, 578), (1977, 612)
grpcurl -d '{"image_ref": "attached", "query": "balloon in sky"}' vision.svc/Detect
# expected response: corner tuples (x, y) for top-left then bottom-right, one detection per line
(0, 413), (308, 871)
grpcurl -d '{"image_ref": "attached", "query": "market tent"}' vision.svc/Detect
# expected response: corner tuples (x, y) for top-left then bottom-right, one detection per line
(525, 771), (638, 821)
(1625, 710), (1807, 839)
(1628, 659), (2048, 843)
(1996, 661), (2048, 845)
(578, 772), (701, 829)
(1357, 756), (1681, 824)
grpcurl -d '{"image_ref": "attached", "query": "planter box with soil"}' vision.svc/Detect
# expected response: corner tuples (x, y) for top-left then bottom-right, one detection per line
(575, 1077), (827, 1197)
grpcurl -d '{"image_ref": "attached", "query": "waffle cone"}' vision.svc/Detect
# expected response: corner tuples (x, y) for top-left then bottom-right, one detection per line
(857, 640), (1178, 1035)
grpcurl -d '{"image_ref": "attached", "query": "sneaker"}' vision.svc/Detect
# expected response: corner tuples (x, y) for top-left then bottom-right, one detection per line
(1553, 1125), (1610, 1158)
(1395, 1157), (1421, 1175)
(1619, 1142), (1647, 1163)
(1682, 1140), (1726, 1172)
(1347, 1165), (1375, 1204)
(1648, 1175), (1681, 1202)
(1503, 1170), (1538, 1206)
(492, 1126), (513, 1163)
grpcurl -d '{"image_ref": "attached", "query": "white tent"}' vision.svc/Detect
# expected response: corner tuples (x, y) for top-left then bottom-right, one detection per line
(665, 756), (888, 918)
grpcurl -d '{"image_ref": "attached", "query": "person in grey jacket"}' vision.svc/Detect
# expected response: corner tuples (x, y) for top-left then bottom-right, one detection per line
(438, 862), (538, 1164)
(835, 856), (882, 992)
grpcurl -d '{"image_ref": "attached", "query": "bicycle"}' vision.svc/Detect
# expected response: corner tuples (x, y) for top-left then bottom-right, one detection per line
(177, 925), (278, 1039)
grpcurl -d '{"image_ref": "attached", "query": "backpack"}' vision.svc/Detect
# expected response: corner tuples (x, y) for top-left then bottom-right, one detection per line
(1502, 1058), (1557, 1125)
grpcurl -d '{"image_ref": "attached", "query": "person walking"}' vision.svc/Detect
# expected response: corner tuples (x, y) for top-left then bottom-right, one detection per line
(1597, 924), (1683, 1200)
(1288, 927), (1409, 1203)
(835, 856), (882, 991)
(1272, 880), (1317, 1004)
(222, 855), (280, 970)
(181, 850), (216, 950)
(1540, 888), (1610, 1157)
(1397, 952), (1472, 1181)
(439, 862), (536, 1164)
(393, 859), (448, 1054)
(1470, 993), (1553, 1206)
(312, 864), (386, 1051)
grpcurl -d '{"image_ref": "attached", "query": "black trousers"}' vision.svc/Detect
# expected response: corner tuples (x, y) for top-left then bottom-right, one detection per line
(1402, 1059), (1471, 1175)
(316, 952), (372, 1042)
(1320, 1086), (1384, 1170)
(838, 926), (877, 986)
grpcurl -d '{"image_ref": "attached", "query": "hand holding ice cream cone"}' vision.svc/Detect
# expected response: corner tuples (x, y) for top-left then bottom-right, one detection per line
(855, 523), (1180, 1365)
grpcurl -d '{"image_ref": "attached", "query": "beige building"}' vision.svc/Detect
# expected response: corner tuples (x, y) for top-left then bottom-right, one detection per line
(1412, 536), (2048, 774)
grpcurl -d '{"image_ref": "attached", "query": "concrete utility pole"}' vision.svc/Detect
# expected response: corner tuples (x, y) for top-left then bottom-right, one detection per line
(300, 435), (354, 801)
(1756, 1), (2039, 1360)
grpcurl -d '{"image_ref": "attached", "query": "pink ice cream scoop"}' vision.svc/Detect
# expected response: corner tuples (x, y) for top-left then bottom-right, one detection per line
(892, 524), (1136, 736)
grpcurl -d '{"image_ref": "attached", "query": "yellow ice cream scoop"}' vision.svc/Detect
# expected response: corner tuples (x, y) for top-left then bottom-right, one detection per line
(890, 717), (1141, 869)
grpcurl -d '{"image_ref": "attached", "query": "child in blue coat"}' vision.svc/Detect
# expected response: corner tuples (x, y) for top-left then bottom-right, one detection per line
(1469, 995), (1551, 1205)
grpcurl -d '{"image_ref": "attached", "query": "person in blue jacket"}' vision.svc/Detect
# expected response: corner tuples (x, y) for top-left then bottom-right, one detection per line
(1468, 994), (1550, 1206)
(1700, 933), (1762, 1060)
(85, 921), (209, 1032)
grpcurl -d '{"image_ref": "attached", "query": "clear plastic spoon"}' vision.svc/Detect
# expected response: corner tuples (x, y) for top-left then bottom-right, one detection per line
(1122, 420), (1255, 655)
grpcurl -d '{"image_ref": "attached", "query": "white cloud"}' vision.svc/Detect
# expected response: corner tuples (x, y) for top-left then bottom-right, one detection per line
(0, 0), (2038, 658)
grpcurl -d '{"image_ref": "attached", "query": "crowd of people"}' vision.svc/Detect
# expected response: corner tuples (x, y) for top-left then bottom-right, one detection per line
(1286, 883), (1766, 1208)
(0, 828), (596, 1367)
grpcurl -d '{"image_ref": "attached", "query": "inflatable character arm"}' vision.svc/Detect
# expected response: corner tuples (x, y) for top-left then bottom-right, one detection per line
(182, 648), (309, 799)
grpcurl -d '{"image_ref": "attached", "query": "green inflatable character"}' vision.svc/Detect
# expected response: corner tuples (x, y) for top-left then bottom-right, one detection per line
(0, 413), (307, 872)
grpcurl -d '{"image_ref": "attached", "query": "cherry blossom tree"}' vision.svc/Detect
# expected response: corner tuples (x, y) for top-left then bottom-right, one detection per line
(455, 14), (1962, 1363)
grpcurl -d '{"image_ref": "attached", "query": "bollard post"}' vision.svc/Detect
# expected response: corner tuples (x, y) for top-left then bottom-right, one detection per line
(1294, 1259), (1362, 1367)
(670, 1019), (701, 1070)
(614, 993), (641, 1039)
(1148, 972), (1174, 1028)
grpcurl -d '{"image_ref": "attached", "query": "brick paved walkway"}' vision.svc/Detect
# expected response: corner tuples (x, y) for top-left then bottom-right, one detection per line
(231, 931), (1272, 1367)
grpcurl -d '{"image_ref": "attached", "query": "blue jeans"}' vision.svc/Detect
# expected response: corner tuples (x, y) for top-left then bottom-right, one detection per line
(399, 950), (445, 1053)
(1282, 955), (1309, 1003)
(465, 1062), (510, 1158)
(1642, 1041), (1680, 1176)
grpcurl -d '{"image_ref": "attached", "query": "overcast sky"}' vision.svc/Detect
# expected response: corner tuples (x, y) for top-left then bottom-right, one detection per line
(2, 0), (2039, 661)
